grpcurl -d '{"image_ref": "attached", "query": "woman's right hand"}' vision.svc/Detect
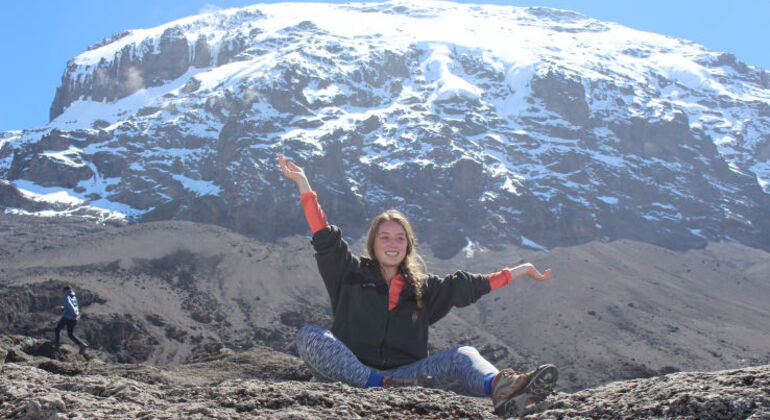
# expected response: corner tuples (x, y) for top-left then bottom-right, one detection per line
(279, 154), (312, 193)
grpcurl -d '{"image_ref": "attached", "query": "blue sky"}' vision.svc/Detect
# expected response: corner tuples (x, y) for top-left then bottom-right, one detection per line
(1, 0), (768, 132)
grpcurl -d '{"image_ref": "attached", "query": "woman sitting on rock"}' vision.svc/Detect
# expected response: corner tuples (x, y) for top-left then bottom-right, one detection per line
(278, 154), (557, 417)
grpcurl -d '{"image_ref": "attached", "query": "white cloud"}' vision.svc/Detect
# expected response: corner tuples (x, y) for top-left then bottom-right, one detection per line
(123, 66), (144, 93)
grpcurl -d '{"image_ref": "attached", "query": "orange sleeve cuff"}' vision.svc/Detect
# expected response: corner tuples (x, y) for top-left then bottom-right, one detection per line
(300, 192), (329, 234)
(487, 269), (512, 290)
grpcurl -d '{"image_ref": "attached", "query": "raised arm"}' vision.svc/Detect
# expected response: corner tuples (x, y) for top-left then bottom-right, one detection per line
(279, 154), (312, 194)
(278, 154), (328, 233)
(279, 154), (354, 308)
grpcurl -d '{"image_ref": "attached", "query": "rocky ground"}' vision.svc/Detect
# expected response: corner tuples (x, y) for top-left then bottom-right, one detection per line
(2, 335), (768, 419)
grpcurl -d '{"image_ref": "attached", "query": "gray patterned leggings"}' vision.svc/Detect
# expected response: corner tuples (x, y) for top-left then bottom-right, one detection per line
(296, 325), (498, 396)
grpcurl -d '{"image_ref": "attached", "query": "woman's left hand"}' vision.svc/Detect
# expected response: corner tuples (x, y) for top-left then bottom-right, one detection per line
(512, 263), (551, 282)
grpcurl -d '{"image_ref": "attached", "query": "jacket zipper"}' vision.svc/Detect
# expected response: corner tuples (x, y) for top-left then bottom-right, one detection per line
(379, 278), (390, 367)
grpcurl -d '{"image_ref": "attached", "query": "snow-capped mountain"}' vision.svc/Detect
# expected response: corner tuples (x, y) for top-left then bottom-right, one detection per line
(1, 0), (769, 257)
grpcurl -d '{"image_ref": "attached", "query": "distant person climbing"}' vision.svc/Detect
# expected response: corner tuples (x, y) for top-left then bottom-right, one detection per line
(278, 154), (558, 417)
(53, 285), (88, 354)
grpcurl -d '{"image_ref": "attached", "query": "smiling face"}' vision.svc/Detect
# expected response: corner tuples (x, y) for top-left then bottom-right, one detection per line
(365, 209), (426, 304)
(374, 220), (408, 270)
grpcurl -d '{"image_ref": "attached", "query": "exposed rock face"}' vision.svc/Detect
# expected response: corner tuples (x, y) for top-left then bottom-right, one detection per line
(1, 1), (769, 256)
(1, 335), (768, 419)
(1, 279), (162, 364)
(0, 180), (46, 211)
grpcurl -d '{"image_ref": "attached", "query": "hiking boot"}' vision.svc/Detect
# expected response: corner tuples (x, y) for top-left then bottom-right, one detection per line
(491, 364), (557, 417)
(78, 342), (88, 355)
(382, 375), (429, 388)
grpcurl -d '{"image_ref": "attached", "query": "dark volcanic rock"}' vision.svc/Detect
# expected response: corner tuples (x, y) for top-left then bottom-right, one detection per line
(1, 334), (768, 419)
(0, 180), (47, 212)
(532, 366), (770, 419)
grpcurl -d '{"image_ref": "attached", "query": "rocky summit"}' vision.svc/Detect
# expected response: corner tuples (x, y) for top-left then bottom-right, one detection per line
(1, 335), (769, 419)
(1, 0), (769, 257)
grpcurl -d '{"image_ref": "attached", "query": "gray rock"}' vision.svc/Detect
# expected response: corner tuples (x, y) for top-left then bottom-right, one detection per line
(1, 334), (768, 419)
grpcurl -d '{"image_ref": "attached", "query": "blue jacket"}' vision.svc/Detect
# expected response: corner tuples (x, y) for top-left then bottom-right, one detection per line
(61, 290), (80, 320)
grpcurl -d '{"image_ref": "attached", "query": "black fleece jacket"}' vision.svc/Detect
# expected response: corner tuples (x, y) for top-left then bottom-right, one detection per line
(312, 225), (492, 370)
